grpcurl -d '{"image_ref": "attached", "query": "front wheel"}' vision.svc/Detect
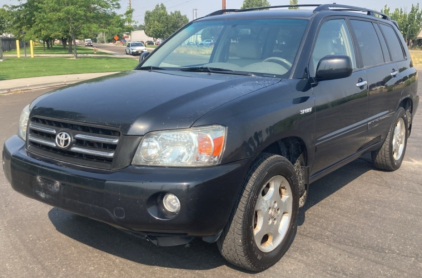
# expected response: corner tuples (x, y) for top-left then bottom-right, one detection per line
(372, 107), (408, 171)
(217, 154), (299, 272)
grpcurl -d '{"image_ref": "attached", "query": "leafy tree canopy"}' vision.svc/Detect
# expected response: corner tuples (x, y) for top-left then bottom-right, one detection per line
(144, 4), (188, 39)
(289, 0), (298, 9)
(381, 4), (422, 46)
(241, 0), (270, 9)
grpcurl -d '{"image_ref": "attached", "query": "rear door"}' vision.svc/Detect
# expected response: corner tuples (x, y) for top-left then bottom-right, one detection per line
(311, 18), (368, 174)
(349, 19), (403, 144)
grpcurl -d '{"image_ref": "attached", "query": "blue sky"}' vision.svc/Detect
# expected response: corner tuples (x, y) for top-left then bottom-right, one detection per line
(1, 0), (419, 24)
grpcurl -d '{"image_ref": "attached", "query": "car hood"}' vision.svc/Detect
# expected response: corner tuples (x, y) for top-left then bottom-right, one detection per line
(31, 70), (280, 135)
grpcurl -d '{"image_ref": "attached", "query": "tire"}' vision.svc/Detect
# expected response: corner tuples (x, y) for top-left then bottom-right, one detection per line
(372, 107), (408, 171)
(217, 154), (299, 272)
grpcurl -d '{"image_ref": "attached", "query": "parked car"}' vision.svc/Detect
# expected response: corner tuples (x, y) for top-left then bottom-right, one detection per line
(146, 40), (154, 45)
(125, 42), (147, 55)
(84, 39), (93, 47)
(198, 39), (214, 47)
(3, 4), (418, 272)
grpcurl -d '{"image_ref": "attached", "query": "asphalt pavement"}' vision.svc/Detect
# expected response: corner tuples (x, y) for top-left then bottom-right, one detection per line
(0, 73), (422, 277)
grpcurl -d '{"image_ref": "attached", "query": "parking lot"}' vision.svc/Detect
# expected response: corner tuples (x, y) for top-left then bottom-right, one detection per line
(0, 71), (421, 278)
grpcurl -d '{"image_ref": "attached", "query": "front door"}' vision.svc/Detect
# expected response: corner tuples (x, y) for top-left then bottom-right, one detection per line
(310, 18), (368, 174)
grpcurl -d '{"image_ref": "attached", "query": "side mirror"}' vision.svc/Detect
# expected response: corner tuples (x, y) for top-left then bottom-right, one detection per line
(316, 55), (352, 81)
(139, 51), (150, 63)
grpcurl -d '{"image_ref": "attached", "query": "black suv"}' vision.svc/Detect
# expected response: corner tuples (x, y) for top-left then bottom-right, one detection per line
(2, 4), (419, 272)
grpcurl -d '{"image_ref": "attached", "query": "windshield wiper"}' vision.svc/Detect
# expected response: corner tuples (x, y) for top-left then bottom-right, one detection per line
(180, 67), (254, 76)
(138, 66), (167, 71)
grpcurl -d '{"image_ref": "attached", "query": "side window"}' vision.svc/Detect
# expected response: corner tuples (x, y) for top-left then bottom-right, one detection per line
(350, 20), (384, 68)
(311, 19), (356, 74)
(379, 24), (406, 62)
(127, 43), (130, 47)
(373, 24), (391, 63)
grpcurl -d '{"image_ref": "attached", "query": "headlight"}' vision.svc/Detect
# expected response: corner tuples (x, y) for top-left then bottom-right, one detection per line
(18, 104), (31, 141)
(132, 125), (227, 167)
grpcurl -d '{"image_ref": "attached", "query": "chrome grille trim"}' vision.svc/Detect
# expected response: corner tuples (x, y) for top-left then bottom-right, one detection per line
(28, 136), (57, 148)
(70, 147), (115, 158)
(74, 134), (119, 144)
(29, 123), (57, 134)
(27, 117), (121, 169)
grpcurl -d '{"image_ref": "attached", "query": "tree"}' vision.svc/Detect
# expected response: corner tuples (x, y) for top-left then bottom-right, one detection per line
(38, 0), (121, 58)
(168, 11), (189, 35)
(144, 4), (168, 39)
(289, 0), (298, 9)
(144, 4), (188, 39)
(0, 7), (12, 35)
(133, 24), (145, 31)
(381, 4), (422, 46)
(241, 0), (270, 9)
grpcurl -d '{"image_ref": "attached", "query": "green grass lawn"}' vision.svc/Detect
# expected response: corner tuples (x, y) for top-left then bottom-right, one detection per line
(410, 50), (422, 66)
(0, 57), (139, 80)
(147, 45), (158, 49)
(4, 45), (110, 55)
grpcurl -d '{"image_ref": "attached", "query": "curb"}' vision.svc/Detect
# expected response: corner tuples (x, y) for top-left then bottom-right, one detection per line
(0, 72), (118, 95)
(1, 82), (78, 95)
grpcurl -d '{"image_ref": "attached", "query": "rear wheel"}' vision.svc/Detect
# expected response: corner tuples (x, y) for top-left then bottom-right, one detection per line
(372, 107), (408, 171)
(218, 154), (299, 272)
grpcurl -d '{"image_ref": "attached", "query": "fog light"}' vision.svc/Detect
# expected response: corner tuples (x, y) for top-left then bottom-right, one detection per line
(163, 193), (181, 213)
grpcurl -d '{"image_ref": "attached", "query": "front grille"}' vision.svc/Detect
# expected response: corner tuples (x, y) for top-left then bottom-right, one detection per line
(27, 117), (121, 169)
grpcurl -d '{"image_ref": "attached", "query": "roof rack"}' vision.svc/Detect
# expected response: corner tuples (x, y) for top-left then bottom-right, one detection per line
(314, 4), (391, 20)
(206, 4), (321, 17)
(205, 3), (391, 21)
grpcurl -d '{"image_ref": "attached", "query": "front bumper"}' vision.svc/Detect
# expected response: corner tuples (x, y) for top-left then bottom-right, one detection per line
(131, 49), (145, 54)
(3, 135), (250, 238)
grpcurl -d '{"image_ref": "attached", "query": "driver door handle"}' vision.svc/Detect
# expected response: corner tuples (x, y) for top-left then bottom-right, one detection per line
(356, 80), (367, 87)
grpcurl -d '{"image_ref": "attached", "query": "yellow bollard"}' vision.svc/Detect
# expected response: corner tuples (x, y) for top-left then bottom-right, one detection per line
(16, 40), (20, 58)
(30, 40), (34, 58)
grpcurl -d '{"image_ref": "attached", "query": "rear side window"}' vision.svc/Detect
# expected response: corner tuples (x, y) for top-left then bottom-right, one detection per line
(373, 24), (391, 63)
(379, 24), (405, 62)
(350, 20), (384, 68)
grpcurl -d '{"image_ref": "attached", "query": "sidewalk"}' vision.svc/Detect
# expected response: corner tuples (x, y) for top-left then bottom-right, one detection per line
(0, 72), (118, 95)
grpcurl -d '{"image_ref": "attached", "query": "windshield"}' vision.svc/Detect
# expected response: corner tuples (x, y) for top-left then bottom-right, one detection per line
(131, 43), (144, 47)
(141, 18), (308, 77)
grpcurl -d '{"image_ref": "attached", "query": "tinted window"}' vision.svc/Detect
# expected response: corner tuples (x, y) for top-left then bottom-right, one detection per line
(311, 19), (356, 73)
(379, 24), (405, 62)
(373, 24), (391, 62)
(131, 43), (144, 46)
(350, 20), (384, 67)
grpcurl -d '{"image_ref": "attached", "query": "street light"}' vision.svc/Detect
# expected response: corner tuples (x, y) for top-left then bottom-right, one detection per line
(21, 31), (27, 57)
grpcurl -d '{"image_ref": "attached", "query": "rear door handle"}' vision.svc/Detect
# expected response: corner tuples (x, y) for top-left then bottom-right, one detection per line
(391, 70), (398, 77)
(356, 80), (367, 87)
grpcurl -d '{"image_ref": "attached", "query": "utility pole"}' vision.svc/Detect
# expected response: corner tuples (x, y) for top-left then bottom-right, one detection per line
(193, 8), (197, 20)
(222, 0), (226, 9)
(129, 0), (131, 9)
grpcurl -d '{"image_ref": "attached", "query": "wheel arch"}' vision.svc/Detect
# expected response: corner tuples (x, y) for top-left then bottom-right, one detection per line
(398, 97), (413, 135)
(252, 134), (312, 206)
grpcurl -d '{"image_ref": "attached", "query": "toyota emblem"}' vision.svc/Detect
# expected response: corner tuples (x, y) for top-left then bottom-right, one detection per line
(55, 132), (72, 148)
